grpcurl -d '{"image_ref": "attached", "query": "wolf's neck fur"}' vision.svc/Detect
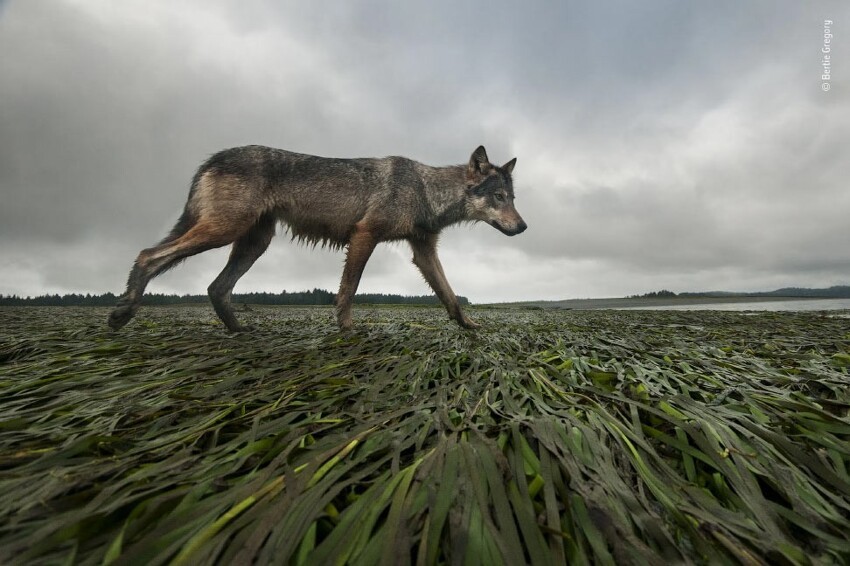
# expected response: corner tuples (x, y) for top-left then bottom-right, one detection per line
(417, 164), (469, 229)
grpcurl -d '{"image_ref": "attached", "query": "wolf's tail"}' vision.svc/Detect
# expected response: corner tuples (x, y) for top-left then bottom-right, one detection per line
(160, 208), (197, 245)
(158, 168), (205, 245)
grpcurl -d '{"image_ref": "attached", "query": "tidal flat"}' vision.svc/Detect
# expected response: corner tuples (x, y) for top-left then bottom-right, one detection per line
(1, 305), (849, 564)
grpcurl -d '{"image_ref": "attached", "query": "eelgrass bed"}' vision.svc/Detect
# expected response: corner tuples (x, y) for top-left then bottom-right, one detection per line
(1, 305), (849, 565)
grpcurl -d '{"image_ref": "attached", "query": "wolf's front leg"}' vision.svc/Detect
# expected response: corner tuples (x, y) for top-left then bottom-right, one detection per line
(336, 225), (378, 330)
(409, 235), (479, 329)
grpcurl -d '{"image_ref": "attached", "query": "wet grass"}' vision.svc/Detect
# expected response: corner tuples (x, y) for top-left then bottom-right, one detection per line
(1, 305), (849, 565)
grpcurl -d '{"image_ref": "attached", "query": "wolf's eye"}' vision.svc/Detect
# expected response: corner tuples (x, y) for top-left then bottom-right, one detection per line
(495, 193), (505, 202)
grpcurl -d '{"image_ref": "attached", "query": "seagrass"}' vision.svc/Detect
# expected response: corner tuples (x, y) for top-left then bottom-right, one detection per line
(1, 305), (849, 564)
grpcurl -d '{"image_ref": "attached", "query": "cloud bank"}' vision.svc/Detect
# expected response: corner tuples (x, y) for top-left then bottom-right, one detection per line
(1, 1), (847, 301)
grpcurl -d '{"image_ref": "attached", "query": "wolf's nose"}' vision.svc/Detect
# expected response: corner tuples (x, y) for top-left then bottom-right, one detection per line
(516, 221), (528, 234)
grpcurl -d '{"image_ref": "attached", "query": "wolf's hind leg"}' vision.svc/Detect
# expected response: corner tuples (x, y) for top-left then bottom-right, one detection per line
(108, 218), (246, 330)
(208, 213), (276, 332)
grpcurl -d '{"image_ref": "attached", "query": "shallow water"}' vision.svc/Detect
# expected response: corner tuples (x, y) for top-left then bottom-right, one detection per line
(622, 298), (850, 311)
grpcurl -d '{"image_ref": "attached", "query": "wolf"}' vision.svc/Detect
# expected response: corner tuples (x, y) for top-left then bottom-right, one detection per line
(108, 145), (526, 332)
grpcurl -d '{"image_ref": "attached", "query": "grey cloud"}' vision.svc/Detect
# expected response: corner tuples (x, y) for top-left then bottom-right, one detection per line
(1, 0), (848, 301)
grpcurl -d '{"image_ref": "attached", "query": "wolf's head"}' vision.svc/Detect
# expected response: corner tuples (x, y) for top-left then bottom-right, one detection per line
(464, 146), (527, 236)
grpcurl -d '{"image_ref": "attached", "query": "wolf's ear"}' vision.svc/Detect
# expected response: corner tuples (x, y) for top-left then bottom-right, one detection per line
(468, 145), (491, 178)
(502, 157), (517, 175)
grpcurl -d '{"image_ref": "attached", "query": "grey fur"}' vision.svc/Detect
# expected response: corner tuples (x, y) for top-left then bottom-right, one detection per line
(108, 145), (526, 331)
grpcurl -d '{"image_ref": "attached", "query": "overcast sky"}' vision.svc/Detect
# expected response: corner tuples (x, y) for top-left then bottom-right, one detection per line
(1, 1), (848, 302)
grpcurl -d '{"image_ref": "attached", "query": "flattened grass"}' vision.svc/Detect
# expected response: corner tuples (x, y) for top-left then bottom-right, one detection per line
(1, 305), (849, 564)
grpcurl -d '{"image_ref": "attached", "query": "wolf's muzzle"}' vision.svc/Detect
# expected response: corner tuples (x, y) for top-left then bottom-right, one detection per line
(491, 219), (528, 236)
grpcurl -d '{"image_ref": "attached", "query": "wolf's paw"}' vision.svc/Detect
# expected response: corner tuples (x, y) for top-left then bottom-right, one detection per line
(108, 305), (135, 330)
(337, 318), (354, 332)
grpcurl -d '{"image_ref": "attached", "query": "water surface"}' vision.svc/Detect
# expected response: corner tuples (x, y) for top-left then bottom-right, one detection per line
(621, 298), (850, 312)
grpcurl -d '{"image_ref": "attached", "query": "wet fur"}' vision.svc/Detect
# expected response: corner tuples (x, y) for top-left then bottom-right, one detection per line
(108, 145), (526, 332)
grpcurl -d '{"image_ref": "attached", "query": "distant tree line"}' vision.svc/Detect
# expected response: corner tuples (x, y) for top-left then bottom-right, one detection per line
(628, 286), (850, 299)
(627, 290), (678, 299)
(752, 286), (850, 298)
(0, 289), (468, 307)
